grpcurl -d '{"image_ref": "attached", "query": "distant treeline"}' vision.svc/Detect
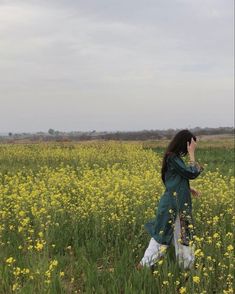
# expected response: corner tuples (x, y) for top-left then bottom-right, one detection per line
(1, 127), (234, 142)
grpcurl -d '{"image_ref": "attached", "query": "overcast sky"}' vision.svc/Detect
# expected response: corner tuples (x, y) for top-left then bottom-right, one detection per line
(0, 0), (234, 133)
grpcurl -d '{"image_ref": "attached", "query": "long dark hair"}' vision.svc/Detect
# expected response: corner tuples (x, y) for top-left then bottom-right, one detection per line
(161, 129), (197, 185)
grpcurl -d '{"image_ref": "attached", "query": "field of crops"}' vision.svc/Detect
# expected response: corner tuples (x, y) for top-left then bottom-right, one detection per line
(0, 139), (234, 293)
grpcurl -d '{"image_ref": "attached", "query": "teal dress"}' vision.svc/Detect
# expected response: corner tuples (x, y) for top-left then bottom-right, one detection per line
(144, 153), (204, 246)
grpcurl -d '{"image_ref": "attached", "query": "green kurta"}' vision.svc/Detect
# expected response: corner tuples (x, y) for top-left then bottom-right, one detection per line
(144, 153), (204, 246)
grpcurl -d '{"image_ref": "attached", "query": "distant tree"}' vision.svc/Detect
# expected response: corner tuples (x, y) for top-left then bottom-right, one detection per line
(48, 129), (55, 135)
(8, 132), (13, 137)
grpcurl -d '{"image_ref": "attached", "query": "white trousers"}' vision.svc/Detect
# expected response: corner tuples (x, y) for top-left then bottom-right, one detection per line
(140, 213), (195, 269)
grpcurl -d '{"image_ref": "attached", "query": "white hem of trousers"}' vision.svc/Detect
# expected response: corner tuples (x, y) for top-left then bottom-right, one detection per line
(140, 213), (195, 269)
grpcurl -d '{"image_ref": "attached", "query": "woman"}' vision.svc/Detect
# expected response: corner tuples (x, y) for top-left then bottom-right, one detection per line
(137, 129), (204, 271)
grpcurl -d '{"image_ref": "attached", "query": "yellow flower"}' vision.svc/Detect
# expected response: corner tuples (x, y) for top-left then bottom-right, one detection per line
(38, 231), (43, 238)
(49, 259), (58, 270)
(173, 191), (177, 196)
(194, 249), (204, 257)
(59, 271), (65, 277)
(35, 241), (44, 251)
(5, 257), (16, 264)
(213, 216), (219, 223)
(45, 270), (51, 277)
(226, 232), (233, 238)
(227, 245), (233, 252)
(21, 268), (30, 274)
(13, 267), (21, 276)
(51, 260), (58, 267)
(18, 226), (23, 232)
(189, 240), (194, 246)
(216, 241), (221, 248)
(160, 246), (167, 253)
(12, 283), (19, 291)
(193, 276), (200, 284)
(179, 287), (187, 294)
(19, 210), (25, 217)
(223, 289), (234, 294)
(213, 232), (219, 239)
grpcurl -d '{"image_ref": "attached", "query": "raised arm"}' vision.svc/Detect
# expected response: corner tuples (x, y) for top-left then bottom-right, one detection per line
(167, 154), (204, 180)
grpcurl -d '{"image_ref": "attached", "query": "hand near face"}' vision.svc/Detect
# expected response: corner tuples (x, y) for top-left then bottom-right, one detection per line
(187, 137), (197, 154)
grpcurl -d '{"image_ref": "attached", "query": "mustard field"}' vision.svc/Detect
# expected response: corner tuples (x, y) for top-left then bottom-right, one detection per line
(0, 141), (234, 293)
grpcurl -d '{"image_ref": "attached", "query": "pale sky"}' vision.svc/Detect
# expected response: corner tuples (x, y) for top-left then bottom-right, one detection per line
(0, 0), (234, 133)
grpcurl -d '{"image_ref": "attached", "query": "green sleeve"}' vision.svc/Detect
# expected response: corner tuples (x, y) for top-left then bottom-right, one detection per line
(168, 154), (203, 180)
